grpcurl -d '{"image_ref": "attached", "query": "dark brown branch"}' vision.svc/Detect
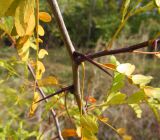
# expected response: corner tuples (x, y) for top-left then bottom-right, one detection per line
(28, 64), (64, 140)
(74, 52), (112, 77)
(79, 39), (160, 62)
(35, 85), (74, 103)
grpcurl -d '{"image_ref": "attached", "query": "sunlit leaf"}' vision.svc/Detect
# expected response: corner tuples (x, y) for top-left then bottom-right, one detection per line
(15, 0), (35, 36)
(39, 12), (52, 22)
(36, 61), (45, 80)
(155, 0), (160, 7)
(29, 92), (40, 117)
(17, 38), (31, 61)
(62, 129), (77, 138)
(127, 90), (145, 104)
(123, 135), (132, 140)
(38, 25), (45, 36)
(38, 38), (43, 43)
(144, 86), (160, 100)
(117, 63), (135, 76)
(131, 74), (153, 87)
(106, 92), (126, 105)
(38, 49), (48, 59)
(38, 76), (58, 87)
(129, 104), (142, 118)
(117, 128), (126, 135)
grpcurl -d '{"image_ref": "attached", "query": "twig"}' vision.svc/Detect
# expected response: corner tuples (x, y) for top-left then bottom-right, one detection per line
(28, 64), (64, 140)
(35, 85), (74, 103)
(133, 50), (160, 54)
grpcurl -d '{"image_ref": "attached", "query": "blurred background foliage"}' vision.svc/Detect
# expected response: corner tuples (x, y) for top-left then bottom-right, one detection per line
(0, 0), (160, 139)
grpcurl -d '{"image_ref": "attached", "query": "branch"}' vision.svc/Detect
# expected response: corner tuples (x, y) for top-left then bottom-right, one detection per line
(28, 64), (64, 140)
(74, 52), (112, 77)
(47, 0), (75, 57)
(47, 0), (82, 111)
(79, 39), (160, 62)
(35, 85), (74, 103)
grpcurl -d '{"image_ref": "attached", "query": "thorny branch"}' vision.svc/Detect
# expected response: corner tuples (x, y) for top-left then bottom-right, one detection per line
(78, 39), (160, 63)
(28, 64), (64, 140)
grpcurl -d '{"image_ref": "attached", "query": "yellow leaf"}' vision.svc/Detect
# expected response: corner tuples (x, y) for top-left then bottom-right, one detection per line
(117, 128), (126, 135)
(38, 38), (43, 43)
(144, 86), (160, 99)
(38, 49), (48, 59)
(36, 61), (45, 80)
(17, 38), (31, 61)
(116, 63), (135, 76)
(29, 92), (40, 117)
(0, 0), (14, 17)
(38, 25), (45, 36)
(98, 116), (109, 123)
(38, 76), (58, 87)
(62, 129), (77, 138)
(15, 0), (35, 36)
(39, 12), (52, 22)
(123, 135), (132, 140)
(26, 12), (35, 35)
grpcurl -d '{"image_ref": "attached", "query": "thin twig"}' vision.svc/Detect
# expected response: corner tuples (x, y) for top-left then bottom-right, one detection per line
(28, 64), (64, 140)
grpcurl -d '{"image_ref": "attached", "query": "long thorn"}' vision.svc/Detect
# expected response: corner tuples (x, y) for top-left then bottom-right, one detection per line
(35, 85), (74, 103)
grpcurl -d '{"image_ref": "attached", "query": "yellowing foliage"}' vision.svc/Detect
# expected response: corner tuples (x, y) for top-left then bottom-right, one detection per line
(39, 12), (52, 22)
(38, 49), (48, 59)
(29, 92), (40, 117)
(62, 129), (77, 138)
(38, 25), (45, 36)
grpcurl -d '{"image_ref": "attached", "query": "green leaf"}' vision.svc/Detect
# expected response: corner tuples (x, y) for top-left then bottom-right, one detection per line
(81, 115), (98, 139)
(131, 74), (153, 87)
(127, 90), (145, 104)
(110, 72), (125, 93)
(0, 16), (14, 34)
(110, 55), (120, 65)
(0, 0), (14, 17)
(129, 104), (142, 118)
(106, 92), (126, 105)
(133, 1), (155, 15)
(121, 0), (130, 22)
